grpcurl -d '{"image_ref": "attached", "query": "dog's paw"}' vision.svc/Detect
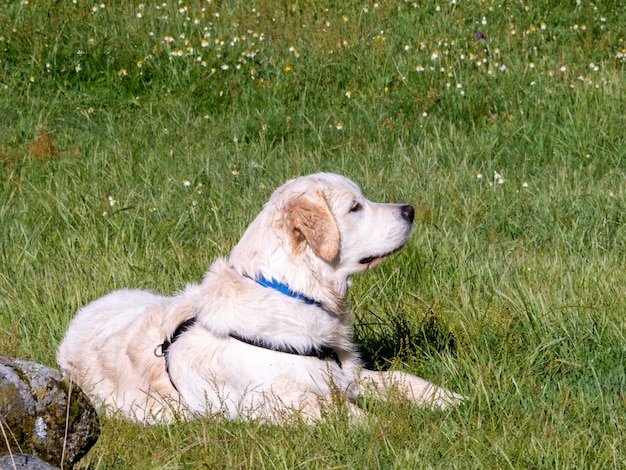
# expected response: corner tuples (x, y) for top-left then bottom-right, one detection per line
(428, 388), (467, 410)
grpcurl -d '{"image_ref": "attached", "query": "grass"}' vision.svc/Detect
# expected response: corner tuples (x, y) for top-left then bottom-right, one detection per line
(1, 0), (626, 467)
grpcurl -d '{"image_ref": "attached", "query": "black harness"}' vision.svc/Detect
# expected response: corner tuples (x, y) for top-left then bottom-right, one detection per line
(154, 317), (198, 392)
(155, 277), (341, 391)
(229, 331), (341, 366)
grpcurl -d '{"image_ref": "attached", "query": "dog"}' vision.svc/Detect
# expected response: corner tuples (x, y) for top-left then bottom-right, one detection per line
(57, 173), (464, 423)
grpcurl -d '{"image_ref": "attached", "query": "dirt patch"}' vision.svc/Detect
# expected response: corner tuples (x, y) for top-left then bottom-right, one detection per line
(28, 126), (59, 161)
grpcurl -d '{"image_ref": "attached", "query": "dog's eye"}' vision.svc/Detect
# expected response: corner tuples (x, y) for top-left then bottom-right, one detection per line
(349, 202), (363, 213)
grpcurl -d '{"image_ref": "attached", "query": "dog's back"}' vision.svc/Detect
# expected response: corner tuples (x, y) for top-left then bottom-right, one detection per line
(57, 289), (182, 421)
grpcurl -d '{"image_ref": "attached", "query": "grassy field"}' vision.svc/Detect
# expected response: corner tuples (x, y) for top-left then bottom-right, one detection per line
(1, 0), (626, 467)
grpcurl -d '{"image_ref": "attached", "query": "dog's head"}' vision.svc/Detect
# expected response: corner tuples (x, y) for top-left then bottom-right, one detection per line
(229, 173), (414, 307)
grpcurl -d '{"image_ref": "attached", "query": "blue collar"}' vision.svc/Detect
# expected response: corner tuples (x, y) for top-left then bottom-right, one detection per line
(253, 275), (323, 308)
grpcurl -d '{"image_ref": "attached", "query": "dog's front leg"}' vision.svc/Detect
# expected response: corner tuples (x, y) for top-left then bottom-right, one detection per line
(357, 369), (465, 409)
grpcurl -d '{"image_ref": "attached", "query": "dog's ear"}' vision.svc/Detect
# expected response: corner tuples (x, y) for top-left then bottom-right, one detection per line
(285, 191), (340, 262)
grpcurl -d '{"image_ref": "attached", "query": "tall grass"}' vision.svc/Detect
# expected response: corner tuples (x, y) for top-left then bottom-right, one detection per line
(1, 0), (625, 467)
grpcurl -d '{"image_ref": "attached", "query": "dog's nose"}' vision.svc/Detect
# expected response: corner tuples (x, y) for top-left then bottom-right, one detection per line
(400, 205), (414, 223)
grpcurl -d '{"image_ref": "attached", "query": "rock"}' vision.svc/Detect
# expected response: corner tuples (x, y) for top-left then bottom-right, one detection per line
(0, 357), (99, 468)
(0, 453), (59, 469)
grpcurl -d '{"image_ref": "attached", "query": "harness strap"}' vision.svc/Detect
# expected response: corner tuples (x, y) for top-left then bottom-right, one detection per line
(154, 317), (197, 392)
(229, 332), (341, 367)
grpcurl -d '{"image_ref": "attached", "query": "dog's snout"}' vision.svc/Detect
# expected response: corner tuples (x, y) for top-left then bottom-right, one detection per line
(400, 205), (414, 223)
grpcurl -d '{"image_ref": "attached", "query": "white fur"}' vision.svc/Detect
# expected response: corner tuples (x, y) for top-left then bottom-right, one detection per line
(57, 173), (464, 423)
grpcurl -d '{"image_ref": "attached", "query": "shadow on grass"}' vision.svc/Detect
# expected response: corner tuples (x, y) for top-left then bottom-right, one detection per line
(354, 307), (458, 370)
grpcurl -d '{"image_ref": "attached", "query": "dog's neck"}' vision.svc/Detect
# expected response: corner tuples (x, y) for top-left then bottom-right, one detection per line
(248, 274), (350, 318)
(250, 275), (324, 309)
(229, 233), (349, 317)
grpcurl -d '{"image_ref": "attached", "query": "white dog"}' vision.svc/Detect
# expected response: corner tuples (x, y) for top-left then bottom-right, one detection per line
(57, 173), (464, 423)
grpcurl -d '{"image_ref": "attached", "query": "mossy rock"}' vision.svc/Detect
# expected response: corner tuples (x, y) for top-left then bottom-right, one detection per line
(0, 453), (59, 469)
(0, 357), (99, 468)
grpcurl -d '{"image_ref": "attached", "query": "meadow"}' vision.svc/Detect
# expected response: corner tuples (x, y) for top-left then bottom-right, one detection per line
(1, 0), (626, 467)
